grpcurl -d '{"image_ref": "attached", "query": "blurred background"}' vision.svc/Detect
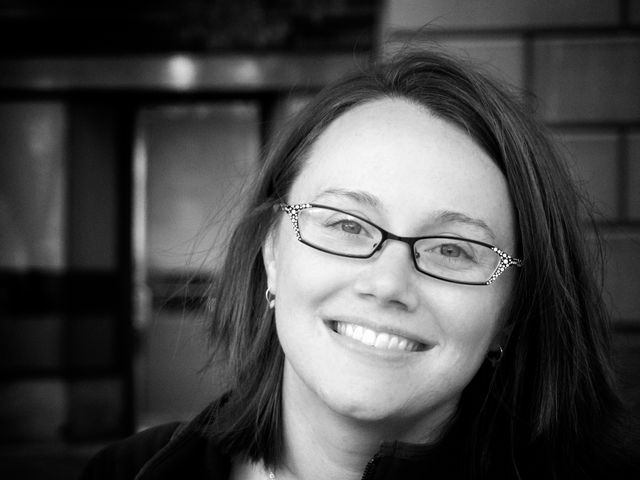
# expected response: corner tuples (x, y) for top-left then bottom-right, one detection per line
(0, 0), (638, 478)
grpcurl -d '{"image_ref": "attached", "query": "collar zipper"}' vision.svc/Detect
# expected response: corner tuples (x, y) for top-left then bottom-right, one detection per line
(360, 453), (381, 480)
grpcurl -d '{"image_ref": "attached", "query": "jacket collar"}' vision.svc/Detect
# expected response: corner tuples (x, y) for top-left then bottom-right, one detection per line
(136, 401), (464, 479)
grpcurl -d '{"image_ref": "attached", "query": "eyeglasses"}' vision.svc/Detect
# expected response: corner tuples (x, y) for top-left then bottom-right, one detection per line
(279, 203), (523, 286)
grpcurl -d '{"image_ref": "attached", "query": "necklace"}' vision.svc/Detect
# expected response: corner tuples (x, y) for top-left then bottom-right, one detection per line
(267, 468), (276, 479)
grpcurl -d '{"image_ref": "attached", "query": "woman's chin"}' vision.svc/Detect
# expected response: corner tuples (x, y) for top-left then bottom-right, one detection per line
(317, 386), (457, 442)
(333, 401), (395, 423)
(323, 393), (418, 429)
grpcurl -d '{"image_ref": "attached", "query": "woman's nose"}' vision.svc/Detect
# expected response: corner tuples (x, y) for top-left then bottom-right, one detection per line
(352, 240), (420, 311)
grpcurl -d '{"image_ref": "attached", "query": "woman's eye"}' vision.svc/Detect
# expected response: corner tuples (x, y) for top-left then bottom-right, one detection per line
(338, 220), (362, 234)
(431, 242), (476, 262)
(325, 219), (364, 235)
(440, 244), (463, 257)
(323, 216), (369, 236)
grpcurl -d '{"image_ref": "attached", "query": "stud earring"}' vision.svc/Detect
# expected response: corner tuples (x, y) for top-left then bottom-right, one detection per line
(265, 288), (276, 309)
(487, 345), (504, 367)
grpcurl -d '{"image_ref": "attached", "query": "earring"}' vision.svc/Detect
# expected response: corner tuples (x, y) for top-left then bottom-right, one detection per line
(265, 288), (276, 309)
(487, 345), (503, 367)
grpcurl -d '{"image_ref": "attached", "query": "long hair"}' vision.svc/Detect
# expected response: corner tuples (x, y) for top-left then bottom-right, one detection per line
(206, 50), (630, 477)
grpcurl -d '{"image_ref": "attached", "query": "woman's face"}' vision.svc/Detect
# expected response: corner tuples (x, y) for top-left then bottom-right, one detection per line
(263, 98), (517, 440)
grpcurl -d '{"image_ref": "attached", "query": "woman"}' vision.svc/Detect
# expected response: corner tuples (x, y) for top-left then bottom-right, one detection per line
(82, 51), (638, 479)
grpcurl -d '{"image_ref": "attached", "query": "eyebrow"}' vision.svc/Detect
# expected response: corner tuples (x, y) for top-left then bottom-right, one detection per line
(432, 210), (496, 241)
(312, 189), (496, 240)
(314, 188), (382, 209)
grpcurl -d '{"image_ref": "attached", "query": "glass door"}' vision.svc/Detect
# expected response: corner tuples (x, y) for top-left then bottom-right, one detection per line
(133, 102), (260, 428)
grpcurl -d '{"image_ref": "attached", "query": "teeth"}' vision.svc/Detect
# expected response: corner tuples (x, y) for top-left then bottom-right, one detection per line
(374, 333), (389, 349)
(333, 322), (422, 352)
(362, 329), (376, 346)
(353, 325), (363, 341)
(346, 323), (354, 337)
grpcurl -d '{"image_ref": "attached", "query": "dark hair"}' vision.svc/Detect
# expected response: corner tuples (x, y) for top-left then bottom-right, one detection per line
(206, 50), (633, 477)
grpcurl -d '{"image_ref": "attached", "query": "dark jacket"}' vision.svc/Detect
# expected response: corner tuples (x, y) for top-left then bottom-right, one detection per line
(81, 402), (639, 479)
(80, 403), (466, 480)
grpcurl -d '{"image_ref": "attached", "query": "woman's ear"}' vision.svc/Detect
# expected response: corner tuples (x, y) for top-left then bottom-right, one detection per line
(262, 229), (278, 294)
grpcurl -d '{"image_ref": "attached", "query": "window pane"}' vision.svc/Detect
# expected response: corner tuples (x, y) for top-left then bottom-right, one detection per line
(141, 103), (259, 273)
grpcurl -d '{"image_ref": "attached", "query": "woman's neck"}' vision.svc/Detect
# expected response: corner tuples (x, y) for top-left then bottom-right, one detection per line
(276, 364), (453, 480)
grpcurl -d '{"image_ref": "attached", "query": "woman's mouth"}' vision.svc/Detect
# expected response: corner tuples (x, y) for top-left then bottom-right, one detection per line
(330, 321), (427, 352)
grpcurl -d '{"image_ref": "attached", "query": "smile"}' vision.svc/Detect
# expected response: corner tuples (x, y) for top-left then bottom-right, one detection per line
(331, 321), (426, 352)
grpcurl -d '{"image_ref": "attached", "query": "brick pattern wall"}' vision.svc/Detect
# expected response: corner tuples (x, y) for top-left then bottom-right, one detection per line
(379, 0), (640, 412)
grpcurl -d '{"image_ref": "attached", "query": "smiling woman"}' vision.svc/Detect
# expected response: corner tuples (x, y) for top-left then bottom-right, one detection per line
(82, 51), (639, 479)
(263, 99), (516, 451)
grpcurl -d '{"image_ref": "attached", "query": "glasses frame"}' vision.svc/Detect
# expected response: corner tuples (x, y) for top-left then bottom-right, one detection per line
(279, 203), (523, 286)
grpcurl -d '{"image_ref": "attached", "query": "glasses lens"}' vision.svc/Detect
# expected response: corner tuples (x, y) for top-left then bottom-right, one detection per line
(297, 207), (382, 257)
(414, 237), (499, 283)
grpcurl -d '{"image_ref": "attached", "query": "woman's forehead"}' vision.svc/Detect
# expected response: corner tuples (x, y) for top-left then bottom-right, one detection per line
(288, 98), (516, 247)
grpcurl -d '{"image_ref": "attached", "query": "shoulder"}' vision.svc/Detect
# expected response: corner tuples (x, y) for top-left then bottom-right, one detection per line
(80, 422), (182, 480)
(79, 396), (236, 479)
